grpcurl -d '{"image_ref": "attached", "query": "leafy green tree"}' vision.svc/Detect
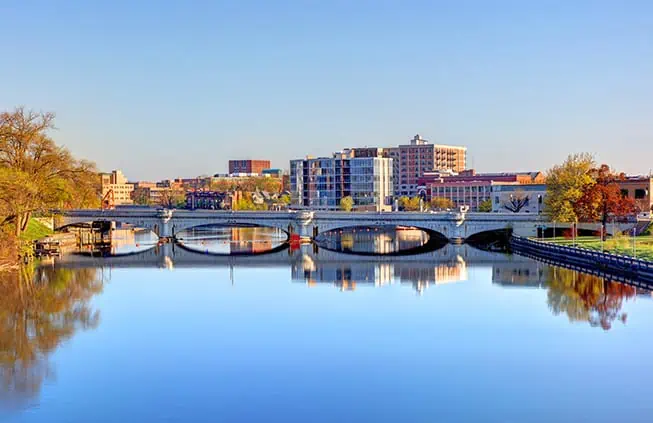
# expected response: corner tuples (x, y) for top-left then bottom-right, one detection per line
(213, 178), (236, 192)
(430, 197), (454, 210)
(399, 196), (421, 211)
(233, 193), (267, 211)
(133, 189), (152, 206)
(544, 153), (595, 222)
(339, 196), (354, 212)
(0, 108), (99, 238)
(279, 194), (291, 205)
(478, 198), (493, 212)
(158, 189), (186, 209)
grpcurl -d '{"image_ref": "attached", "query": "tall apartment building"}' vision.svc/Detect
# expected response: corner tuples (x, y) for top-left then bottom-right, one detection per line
(395, 134), (467, 197)
(100, 170), (134, 205)
(289, 150), (393, 211)
(228, 159), (271, 175)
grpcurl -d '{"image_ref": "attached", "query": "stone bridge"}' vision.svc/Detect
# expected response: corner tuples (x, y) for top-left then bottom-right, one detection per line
(56, 208), (634, 241)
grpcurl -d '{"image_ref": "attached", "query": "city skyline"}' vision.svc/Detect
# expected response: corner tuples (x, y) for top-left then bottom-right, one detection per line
(2, 1), (652, 180)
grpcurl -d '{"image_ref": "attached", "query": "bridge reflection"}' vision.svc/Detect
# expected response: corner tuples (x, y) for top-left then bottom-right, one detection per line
(42, 242), (653, 305)
(45, 244), (541, 294)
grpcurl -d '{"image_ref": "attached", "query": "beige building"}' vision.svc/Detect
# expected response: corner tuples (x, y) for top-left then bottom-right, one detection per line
(100, 170), (134, 206)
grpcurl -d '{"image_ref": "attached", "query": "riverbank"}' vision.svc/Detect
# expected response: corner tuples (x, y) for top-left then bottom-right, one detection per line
(542, 235), (653, 261)
(0, 219), (54, 270)
(510, 236), (653, 284)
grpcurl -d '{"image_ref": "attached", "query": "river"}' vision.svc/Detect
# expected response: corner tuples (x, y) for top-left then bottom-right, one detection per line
(1, 227), (653, 422)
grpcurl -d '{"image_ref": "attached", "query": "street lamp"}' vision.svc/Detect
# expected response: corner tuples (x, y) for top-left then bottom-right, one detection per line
(537, 194), (542, 215)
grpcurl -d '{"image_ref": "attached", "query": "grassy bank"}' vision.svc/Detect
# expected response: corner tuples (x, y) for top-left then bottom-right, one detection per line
(541, 235), (653, 261)
(1, 220), (54, 267)
(19, 219), (53, 242)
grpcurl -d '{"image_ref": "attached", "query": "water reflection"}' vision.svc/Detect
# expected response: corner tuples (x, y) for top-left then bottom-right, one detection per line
(177, 226), (287, 255)
(77, 228), (158, 256)
(0, 266), (105, 410)
(292, 250), (467, 294)
(317, 227), (432, 254)
(3, 242), (653, 421)
(546, 268), (637, 330)
(492, 261), (643, 330)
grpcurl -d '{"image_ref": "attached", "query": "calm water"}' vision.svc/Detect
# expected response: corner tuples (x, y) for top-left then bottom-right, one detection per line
(2, 228), (653, 422)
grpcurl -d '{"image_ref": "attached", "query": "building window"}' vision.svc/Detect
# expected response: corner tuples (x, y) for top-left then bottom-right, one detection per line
(621, 189), (629, 198)
(635, 189), (647, 199)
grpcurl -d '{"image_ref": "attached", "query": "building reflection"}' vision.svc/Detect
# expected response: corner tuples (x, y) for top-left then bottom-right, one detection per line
(292, 251), (467, 294)
(319, 228), (430, 254)
(492, 260), (549, 288)
(79, 228), (158, 256)
(177, 227), (286, 255)
(230, 227), (274, 254)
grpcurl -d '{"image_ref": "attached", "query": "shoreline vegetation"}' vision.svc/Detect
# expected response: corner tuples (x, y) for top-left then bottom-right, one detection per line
(1, 107), (100, 267)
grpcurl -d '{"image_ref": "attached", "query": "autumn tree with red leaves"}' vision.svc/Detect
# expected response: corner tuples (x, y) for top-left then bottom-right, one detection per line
(574, 164), (636, 231)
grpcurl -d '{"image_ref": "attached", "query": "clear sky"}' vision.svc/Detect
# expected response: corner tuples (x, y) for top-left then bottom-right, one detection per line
(1, 0), (651, 181)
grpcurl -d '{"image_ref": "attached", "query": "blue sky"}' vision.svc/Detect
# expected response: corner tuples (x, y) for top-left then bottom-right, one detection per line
(1, 0), (651, 181)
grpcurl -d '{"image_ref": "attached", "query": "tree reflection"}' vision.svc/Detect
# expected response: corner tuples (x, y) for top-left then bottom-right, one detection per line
(0, 266), (105, 408)
(547, 268), (637, 330)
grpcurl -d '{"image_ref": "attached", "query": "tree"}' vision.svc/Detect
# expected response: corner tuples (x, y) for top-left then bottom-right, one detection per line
(133, 189), (152, 206)
(544, 153), (595, 222)
(279, 194), (291, 205)
(233, 193), (267, 211)
(502, 190), (530, 213)
(430, 197), (454, 210)
(158, 189), (186, 209)
(213, 178), (236, 192)
(0, 108), (99, 237)
(339, 196), (354, 212)
(399, 196), (421, 211)
(478, 198), (493, 212)
(574, 164), (636, 229)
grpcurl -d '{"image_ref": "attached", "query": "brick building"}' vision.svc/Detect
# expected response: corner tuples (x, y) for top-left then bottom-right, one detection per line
(618, 176), (653, 213)
(394, 134), (467, 197)
(229, 160), (271, 175)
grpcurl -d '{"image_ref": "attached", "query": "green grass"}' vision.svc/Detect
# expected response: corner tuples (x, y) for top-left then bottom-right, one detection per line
(538, 235), (653, 261)
(20, 219), (53, 242)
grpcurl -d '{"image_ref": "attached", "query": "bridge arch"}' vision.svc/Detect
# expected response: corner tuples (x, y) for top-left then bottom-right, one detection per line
(169, 220), (292, 238)
(55, 217), (161, 236)
(310, 220), (452, 240)
(314, 224), (449, 256)
(463, 227), (512, 249)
